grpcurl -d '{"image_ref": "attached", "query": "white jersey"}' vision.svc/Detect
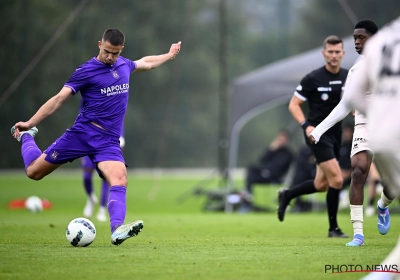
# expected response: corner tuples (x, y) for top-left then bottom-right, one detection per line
(345, 14), (400, 279)
(348, 57), (371, 125)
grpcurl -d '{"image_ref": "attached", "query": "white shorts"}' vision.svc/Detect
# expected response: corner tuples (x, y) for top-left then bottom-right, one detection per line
(351, 124), (373, 158)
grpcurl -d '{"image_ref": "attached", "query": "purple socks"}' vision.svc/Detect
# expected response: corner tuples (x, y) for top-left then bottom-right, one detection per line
(83, 171), (93, 195)
(21, 134), (42, 170)
(83, 170), (109, 207)
(101, 180), (110, 207)
(108, 186), (127, 233)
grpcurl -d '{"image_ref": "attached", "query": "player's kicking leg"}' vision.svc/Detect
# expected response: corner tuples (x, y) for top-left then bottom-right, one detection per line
(11, 126), (62, 180)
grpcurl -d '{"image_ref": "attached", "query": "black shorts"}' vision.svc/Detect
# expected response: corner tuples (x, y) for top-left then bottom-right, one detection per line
(303, 130), (341, 164)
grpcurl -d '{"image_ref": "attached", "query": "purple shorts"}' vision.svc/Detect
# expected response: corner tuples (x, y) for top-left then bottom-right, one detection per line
(44, 122), (125, 169)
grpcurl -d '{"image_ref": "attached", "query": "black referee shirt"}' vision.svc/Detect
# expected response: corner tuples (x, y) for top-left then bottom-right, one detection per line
(295, 66), (348, 132)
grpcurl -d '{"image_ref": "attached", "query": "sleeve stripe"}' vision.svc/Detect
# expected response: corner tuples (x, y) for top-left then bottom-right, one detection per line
(294, 91), (307, 101)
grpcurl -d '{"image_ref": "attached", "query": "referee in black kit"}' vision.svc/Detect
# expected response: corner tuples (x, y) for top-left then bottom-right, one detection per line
(277, 35), (349, 238)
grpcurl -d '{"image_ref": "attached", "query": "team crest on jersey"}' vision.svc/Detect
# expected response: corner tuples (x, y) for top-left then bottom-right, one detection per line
(321, 93), (329, 101)
(111, 70), (119, 79)
(50, 151), (58, 160)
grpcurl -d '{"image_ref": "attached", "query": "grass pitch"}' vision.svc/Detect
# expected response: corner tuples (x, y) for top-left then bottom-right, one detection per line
(0, 171), (399, 280)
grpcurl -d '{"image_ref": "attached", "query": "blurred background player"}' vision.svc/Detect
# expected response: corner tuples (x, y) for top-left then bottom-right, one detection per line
(341, 15), (400, 279)
(278, 35), (349, 238)
(309, 20), (395, 246)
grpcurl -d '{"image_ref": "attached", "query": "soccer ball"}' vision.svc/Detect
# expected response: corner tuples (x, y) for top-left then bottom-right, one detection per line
(25, 196), (43, 212)
(66, 218), (96, 247)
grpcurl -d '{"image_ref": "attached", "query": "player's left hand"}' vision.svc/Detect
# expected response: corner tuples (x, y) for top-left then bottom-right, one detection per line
(12, 121), (31, 139)
(169, 41), (181, 59)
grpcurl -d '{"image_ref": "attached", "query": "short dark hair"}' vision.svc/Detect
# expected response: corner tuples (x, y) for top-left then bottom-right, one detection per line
(102, 29), (125, 46)
(323, 35), (343, 48)
(354, 19), (378, 35)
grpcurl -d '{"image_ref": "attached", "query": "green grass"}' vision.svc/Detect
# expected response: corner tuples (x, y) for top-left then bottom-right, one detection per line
(0, 171), (399, 280)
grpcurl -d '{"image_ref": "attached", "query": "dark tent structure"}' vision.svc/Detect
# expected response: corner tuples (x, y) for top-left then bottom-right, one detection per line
(226, 36), (359, 198)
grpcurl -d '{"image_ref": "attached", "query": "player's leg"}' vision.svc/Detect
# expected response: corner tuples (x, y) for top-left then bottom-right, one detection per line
(97, 160), (143, 246)
(373, 162), (395, 235)
(361, 236), (400, 280)
(317, 159), (347, 238)
(338, 169), (351, 210)
(346, 150), (372, 246)
(96, 179), (109, 222)
(97, 160), (127, 229)
(315, 159), (342, 190)
(364, 152), (400, 279)
(25, 154), (63, 180)
(277, 162), (328, 222)
(290, 159), (316, 212)
(82, 156), (98, 218)
(366, 163), (381, 216)
(277, 143), (334, 222)
(11, 126), (62, 179)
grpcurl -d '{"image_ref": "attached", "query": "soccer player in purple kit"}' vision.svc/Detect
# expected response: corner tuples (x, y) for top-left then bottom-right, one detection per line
(11, 28), (181, 246)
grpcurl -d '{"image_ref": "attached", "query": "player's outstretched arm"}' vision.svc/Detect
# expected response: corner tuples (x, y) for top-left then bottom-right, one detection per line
(12, 87), (73, 137)
(309, 99), (352, 144)
(342, 59), (369, 115)
(133, 41), (181, 72)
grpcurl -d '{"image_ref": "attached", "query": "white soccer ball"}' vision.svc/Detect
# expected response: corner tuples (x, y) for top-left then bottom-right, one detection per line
(66, 218), (96, 247)
(25, 196), (43, 212)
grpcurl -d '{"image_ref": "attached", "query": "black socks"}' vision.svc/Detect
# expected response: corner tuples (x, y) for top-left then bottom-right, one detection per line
(327, 187), (340, 231)
(286, 180), (317, 200)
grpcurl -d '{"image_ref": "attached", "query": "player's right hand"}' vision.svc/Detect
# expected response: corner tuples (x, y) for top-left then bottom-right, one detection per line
(308, 134), (317, 144)
(305, 126), (316, 144)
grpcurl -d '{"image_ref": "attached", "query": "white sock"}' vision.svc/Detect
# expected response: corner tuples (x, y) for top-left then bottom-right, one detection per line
(90, 193), (98, 204)
(378, 192), (393, 208)
(98, 206), (106, 215)
(83, 193), (98, 218)
(350, 204), (364, 237)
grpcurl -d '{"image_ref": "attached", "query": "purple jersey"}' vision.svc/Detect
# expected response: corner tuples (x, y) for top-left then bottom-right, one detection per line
(79, 98), (125, 137)
(65, 56), (136, 137)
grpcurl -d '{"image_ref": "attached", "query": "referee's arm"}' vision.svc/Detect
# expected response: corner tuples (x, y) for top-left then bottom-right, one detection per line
(288, 95), (314, 136)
